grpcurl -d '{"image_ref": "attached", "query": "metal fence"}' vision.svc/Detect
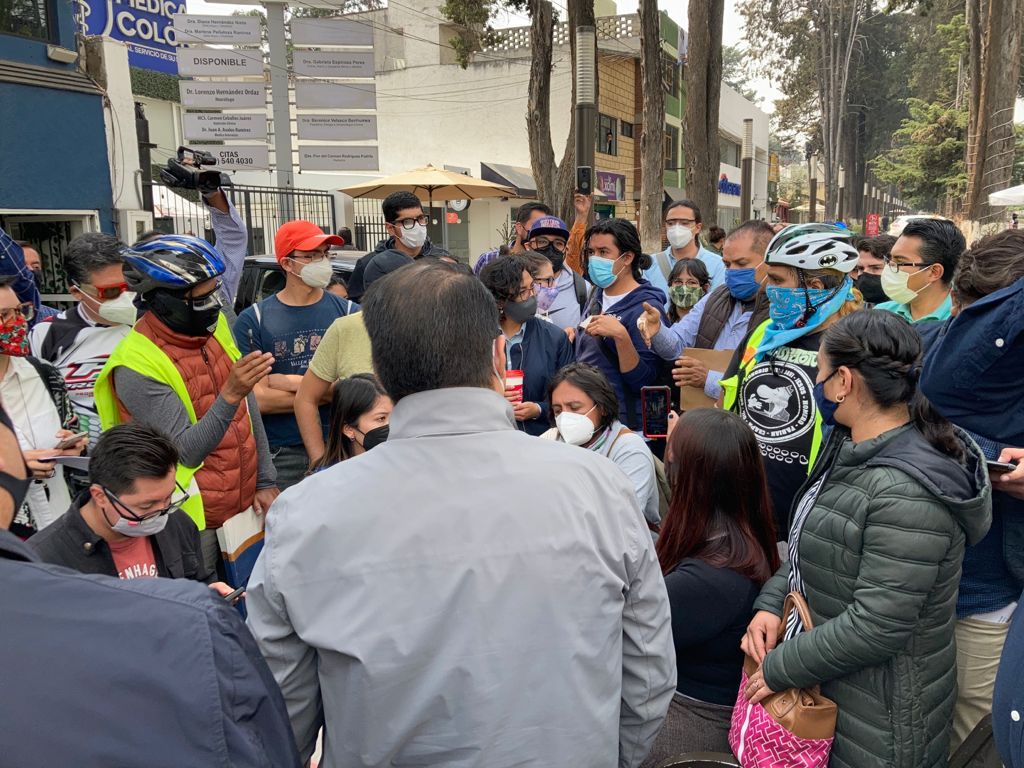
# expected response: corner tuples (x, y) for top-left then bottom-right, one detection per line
(352, 197), (389, 251)
(148, 182), (338, 256)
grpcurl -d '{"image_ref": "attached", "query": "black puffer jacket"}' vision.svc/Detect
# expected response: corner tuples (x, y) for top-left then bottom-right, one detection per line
(755, 423), (992, 768)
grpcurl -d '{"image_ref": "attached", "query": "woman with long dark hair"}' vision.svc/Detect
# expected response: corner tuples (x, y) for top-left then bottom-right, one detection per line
(743, 310), (992, 768)
(312, 374), (392, 472)
(641, 409), (778, 764)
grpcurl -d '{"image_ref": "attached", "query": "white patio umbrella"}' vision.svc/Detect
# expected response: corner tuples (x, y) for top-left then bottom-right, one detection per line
(989, 184), (1024, 207)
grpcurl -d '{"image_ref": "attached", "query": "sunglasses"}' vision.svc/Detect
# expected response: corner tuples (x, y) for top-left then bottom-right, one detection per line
(80, 282), (130, 301)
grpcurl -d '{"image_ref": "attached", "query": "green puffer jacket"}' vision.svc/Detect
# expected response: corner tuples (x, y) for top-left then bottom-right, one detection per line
(754, 423), (992, 768)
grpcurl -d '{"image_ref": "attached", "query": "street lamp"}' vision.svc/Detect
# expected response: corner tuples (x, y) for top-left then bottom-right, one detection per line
(741, 118), (753, 221)
(575, 26), (596, 203)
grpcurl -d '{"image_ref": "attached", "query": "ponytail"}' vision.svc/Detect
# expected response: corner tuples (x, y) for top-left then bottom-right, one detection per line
(909, 390), (966, 463)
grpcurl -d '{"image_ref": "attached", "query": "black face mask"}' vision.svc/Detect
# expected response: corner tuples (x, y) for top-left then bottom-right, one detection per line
(30, 269), (43, 286)
(359, 425), (389, 451)
(147, 289), (222, 337)
(504, 295), (537, 324)
(856, 273), (888, 304)
(538, 244), (565, 273)
(0, 469), (31, 517)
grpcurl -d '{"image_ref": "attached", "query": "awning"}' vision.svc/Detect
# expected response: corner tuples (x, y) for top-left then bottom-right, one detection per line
(480, 162), (536, 198)
(664, 186), (686, 202)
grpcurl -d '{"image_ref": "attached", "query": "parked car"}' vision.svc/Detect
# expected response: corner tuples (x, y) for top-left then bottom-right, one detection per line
(233, 251), (365, 314)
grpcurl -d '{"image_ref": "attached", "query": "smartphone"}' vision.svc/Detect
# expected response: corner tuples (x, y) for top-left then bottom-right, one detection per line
(576, 166), (593, 196)
(987, 460), (1019, 475)
(222, 585), (246, 603)
(54, 431), (88, 450)
(641, 386), (672, 438)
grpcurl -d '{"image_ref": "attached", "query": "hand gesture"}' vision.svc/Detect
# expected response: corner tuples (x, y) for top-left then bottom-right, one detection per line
(673, 356), (710, 388)
(638, 302), (662, 345)
(223, 351), (275, 405)
(574, 192), (593, 222)
(585, 314), (626, 340)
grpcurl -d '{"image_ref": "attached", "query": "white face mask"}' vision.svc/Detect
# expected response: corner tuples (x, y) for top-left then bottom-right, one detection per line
(556, 405), (598, 446)
(293, 257), (333, 289)
(90, 290), (138, 326)
(399, 223), (428, 250)
(880, 266), (928, 304)
(666, 224), (694, 250)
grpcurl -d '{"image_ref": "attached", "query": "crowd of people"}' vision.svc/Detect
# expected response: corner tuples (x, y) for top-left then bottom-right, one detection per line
(0, 181), (1022, 768)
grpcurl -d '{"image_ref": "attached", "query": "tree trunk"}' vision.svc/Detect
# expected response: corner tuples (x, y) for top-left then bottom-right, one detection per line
(966, 0), (1023, 222)
(683, 0), (725, 226)
(526, 0), (558, 209)
(638, 0), (666, 252)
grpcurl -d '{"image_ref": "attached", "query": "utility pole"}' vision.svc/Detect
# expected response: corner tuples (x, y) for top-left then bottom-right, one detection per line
(265, 0), (295, 218)
(808, 152), (818, 223)
(740, 118), (753, 221)
(135, 102), (155, 214)
(837, 165), (845, 222)
(575, 25), (596, 217)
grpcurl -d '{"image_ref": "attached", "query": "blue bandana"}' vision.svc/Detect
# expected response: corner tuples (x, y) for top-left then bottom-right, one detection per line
(755, 277), (855, 362)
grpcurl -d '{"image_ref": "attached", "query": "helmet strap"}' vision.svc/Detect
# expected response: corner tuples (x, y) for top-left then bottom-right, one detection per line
(796, 270), (844, 328)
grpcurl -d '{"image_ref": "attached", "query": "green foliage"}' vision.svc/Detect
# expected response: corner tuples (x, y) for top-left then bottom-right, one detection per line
(870, 99), (967, 208)
(721, 44), (759, 103)
(438, 0), (528, 68)
(130, 67), (180, 102)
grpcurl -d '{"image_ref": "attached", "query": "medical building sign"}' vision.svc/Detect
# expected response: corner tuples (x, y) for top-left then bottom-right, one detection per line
(80, 0), (185, 73)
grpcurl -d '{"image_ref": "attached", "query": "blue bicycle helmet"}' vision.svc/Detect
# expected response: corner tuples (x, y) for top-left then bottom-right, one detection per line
(124, 234), (225, 294)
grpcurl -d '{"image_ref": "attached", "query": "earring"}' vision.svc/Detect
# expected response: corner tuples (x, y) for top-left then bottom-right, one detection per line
(836, 394), (846, 403)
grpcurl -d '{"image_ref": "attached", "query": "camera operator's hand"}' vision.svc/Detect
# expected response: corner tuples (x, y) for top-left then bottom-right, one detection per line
(223, 351), (274, 405)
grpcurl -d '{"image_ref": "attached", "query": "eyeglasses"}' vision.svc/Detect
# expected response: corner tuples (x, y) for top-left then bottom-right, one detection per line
(529, 236), (567, 252)
(511, 284), (536, 302)
(393, 215), (428, 230)
(665, 218), (697, 227)
(533, 276), (557, 288)
(289, 248), (330, 262)
(186, 282), (224, 311)
(80, 282), (130, 300)
(103, 481), (191, 523)
(884, 257), (930, 274)
(0, 303), (35, 325)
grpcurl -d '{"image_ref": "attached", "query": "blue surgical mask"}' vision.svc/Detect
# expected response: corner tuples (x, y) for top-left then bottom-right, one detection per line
(725, 268), (760, 300)
(812, 372), (840, 427)
(588, 256), (622, 289)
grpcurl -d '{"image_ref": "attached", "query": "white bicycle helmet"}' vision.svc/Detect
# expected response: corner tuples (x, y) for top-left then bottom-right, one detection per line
(765, 223), (859, 273)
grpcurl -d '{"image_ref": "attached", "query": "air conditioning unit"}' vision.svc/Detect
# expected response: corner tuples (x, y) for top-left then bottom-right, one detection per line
(117, 209), (153, 244)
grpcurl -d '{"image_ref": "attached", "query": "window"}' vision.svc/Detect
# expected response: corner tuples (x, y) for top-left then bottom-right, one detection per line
(1, 0), (55, 41)
(719, 136), (741, 167)
(664, 125), (679, 171)
(621, 122), (634, 139)
(597, 113), (617, 156)
(661, 53), (680, 96)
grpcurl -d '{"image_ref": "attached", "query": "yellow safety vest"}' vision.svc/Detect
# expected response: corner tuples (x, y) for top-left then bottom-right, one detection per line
(94, 314), (242, 531)
(719, 319), (825, 476)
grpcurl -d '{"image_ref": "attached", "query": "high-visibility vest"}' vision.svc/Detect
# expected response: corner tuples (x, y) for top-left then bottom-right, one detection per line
(94, 314), (242, 531)
(719, 319), (826, 476)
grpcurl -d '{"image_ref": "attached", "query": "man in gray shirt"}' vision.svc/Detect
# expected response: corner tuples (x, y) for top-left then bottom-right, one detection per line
(246, 260), (675, 768)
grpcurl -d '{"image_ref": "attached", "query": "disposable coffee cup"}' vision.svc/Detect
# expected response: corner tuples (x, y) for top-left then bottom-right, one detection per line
(505, 369), (525, 403)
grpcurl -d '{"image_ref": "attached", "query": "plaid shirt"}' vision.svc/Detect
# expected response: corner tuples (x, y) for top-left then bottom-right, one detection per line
(0, 226), (42, 321)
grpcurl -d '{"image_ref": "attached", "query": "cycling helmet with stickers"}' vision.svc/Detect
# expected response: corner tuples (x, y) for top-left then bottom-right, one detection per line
(765, 223), (859, 274)
(123, 234), (225, 295)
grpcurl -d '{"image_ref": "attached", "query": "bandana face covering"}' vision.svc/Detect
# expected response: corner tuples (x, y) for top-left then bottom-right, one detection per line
(0, 315), (30, 356)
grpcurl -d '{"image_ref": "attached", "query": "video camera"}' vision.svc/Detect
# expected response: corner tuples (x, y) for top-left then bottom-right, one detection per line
(160, 146), (233, 196)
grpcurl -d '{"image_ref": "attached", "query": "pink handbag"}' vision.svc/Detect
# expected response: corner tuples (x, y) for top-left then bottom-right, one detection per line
(728, 592), (836, 767)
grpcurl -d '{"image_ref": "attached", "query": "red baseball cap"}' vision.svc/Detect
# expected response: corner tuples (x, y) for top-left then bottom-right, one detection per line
(274, 220), (344, 262)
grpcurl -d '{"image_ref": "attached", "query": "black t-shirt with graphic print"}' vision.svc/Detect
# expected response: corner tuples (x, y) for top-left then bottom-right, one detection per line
(725, 330), (823, 538)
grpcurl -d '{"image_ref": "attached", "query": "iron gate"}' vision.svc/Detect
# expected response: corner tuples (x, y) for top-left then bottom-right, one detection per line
(147, 182), (338, 256)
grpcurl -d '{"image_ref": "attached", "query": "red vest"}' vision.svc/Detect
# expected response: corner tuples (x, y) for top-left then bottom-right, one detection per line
(125, 313), (258, 528)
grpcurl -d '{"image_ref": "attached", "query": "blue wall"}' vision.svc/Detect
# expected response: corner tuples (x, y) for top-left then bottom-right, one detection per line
(0, 0), (115, 232)
(0, 82), (115, 232)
